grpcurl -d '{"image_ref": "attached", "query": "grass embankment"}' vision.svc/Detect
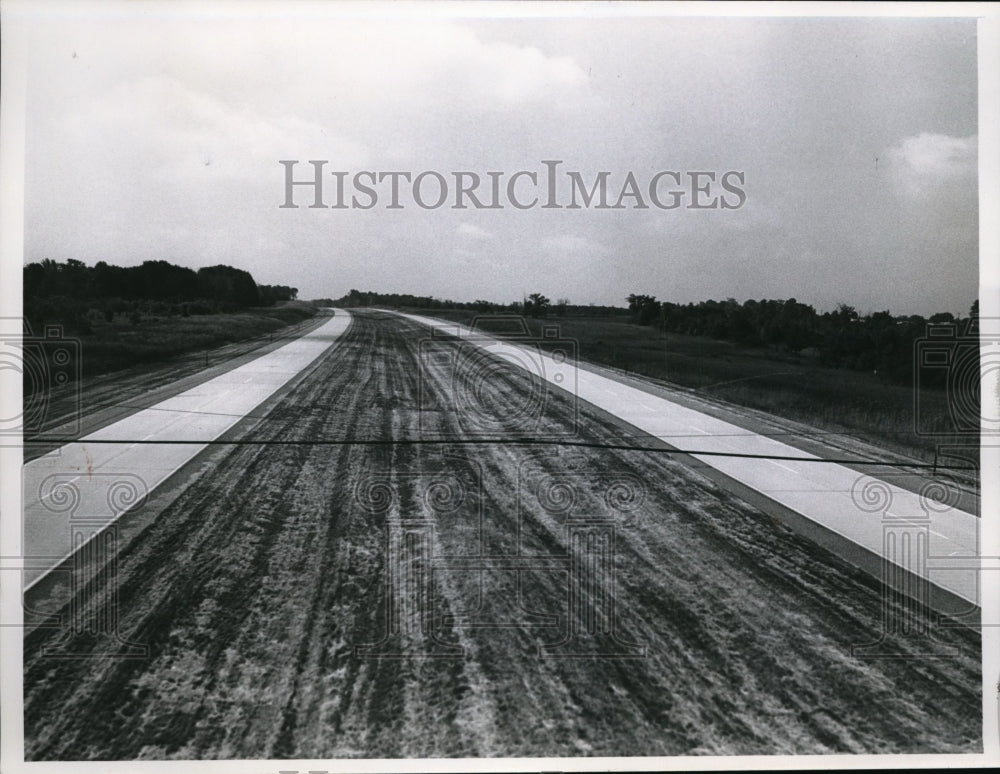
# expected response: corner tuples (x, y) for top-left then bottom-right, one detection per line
(44, 303), (320, 383)
(405, 309), (970, 467)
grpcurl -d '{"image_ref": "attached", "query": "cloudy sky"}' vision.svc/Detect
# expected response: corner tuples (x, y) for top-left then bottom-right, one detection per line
(18, 3), (979, 316)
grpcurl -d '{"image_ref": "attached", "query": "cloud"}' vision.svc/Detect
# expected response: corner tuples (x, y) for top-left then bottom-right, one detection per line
(541, 234), (608, 256)
(461, 40), (586, 107)
(118, 20), (590, 120)
(79, 76), (367, 184)
(456, 222), (494, 240)
(888, 132), (977, 197)
(20, 15), (978, 314)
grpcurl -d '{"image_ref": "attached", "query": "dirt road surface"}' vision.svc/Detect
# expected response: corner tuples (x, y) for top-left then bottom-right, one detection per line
(23, 309), (981, 759)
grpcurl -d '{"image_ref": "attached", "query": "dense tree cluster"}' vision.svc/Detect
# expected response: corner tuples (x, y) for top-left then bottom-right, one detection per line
(258, 284), (299, 306)
(630, 294), (978, 385)
(524, 293), (551, 318)
(23, 258), (296, 333)
(322, 288), (976, 389)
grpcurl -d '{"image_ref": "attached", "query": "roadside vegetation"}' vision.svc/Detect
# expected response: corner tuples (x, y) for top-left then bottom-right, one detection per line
(63, 304), (319, 379)
(23, 258), (314, 385)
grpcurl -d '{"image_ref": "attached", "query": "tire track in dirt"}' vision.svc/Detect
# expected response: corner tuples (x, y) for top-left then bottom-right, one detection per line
(23, 309), (981, 759)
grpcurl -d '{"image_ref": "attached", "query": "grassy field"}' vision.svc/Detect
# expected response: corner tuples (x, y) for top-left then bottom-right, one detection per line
(407, 309), (973, 467)
(30, 302), (320, 386)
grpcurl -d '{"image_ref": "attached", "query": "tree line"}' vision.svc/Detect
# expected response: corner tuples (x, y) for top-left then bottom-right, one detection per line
(325, 289), (622, 318)
(24, 258), (298, 333)
(629, 294), (979, 386)
(323, 288), (977, 388)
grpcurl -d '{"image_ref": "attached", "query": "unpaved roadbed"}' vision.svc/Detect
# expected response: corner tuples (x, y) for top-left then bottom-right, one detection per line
(24, 310), (980, 759)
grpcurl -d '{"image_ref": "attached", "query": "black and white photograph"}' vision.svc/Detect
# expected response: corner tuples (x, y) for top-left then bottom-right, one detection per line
(1, 1), (998, 770)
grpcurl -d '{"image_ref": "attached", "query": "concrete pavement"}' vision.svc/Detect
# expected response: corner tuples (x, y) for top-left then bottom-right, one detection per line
(393, 310), (985, 614)
(21, 310), (352, 588)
